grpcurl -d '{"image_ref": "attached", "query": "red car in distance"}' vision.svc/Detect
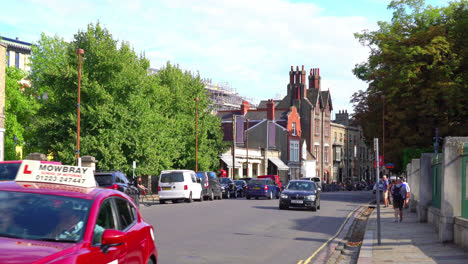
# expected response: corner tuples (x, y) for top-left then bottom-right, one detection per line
(0, 160), (157, 264)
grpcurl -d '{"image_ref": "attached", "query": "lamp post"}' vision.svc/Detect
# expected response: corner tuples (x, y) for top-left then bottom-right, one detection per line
(13, 135), (18, 157)
(381, 94), (386, 174)
(246, 119), (249, 177)
(433, 128), (442, 155)
(195, 97), (199, 172)
(76, 48), (84, 166)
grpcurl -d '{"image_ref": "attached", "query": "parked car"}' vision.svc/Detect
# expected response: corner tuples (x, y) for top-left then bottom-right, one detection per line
(258, 175), (282, 190)
(246, 178), (280, 199)
(234, 180), (247, 197)
(300, 177), (322, 189)
(0, 160), (61, 182)
(279, 180), (321, 211)
(218, 177), (238, 198)
(94, 170), (139, 203)
(158, 170), (203, 204)
(196, 171), (223, 200)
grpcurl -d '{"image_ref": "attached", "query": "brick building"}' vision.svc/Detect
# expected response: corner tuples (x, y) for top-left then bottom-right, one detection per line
(217, 65), (333, 183)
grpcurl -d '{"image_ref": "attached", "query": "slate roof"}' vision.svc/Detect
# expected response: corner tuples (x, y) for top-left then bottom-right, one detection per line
(257, 99), (281, 108)
(320, 90), (333, 110)
(307, 88), (320, 106)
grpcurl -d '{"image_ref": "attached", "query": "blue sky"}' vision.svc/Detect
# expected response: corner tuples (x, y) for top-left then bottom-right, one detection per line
(1, 0), (449, 116)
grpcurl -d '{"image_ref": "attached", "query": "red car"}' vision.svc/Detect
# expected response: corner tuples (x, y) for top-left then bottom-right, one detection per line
(0, 160), (157, 264)
(258, 175), (282, 190)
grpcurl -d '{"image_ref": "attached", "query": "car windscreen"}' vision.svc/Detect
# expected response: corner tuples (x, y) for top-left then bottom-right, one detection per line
(94, 174), (113, 186)
(160, 172), (184, 183)
(234, 181), (243, 186)
(248, 179), (266, 185)
(0, 191), (91, 242)
(0, 163), (21, 181)
(286, 181), (316, 191)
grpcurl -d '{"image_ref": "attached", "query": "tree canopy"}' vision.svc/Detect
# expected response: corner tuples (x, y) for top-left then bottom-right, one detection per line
(352, 0), (468, 171)
(26, 23), (226, 176)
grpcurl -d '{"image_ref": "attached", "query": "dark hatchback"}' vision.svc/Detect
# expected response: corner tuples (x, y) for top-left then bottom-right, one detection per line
(94, 170), (139, 202)
(245, 178), (279, 200)
(196, 171), (223, 200)
(279, 180), (321, 211)
(218, 177), (238, 199)
(234, 180), (247, 197)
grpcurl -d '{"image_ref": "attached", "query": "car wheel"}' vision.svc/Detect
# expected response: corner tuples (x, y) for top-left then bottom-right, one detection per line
(246, 195), (251, 200)
(279, 204), (287, 210)
(147, 257), (155, 264)
(186, 192), (193, 203)
(227, 191), (230, 199)
(318, 199), (321, 210)
(219, 193), (223, 200)
(311, 204), (317, 211)
(199, 192), (204, 202)
(234, 190), (238, 199)
(159, 199), (166, 204)
(255, 197), (259, 200)
(268, 191), (273, 200)
(210, 191), (214, 201)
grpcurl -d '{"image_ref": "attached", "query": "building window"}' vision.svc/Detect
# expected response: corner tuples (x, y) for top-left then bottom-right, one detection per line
(340, 133), (343, 142)
(334, 132), (337, 142)
(289, 140), (299, 162)
(324, 146), (329, 163)
(315, 120), (319, 135)
(15, 52), (20, 68)
(314, 145), (319, 161)
(292, 122), (296, 136)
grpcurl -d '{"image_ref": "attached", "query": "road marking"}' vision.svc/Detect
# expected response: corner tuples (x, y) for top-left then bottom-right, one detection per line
(297, 206), (361, 264)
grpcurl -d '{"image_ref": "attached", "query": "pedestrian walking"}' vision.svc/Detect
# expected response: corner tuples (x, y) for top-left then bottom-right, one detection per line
(391, 177), (407, 222)
(388, 178), (396, 205)
(382, 175), (389, 207)
(401, 177), (411, 209)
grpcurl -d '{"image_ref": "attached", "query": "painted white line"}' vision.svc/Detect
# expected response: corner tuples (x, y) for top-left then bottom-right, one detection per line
(298, 206), (361, 264)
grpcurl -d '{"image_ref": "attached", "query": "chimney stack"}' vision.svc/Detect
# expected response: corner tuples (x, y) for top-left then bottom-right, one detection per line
(309, 68), (321, 90)
(289, 66), (294, 84)
(267, 99), (275, 121)
(241, 101), (250, 115)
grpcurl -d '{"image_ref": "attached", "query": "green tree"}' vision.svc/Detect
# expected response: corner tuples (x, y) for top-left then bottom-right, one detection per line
(352, 0), (468, 171)
(28, 23), (227, 176)
(4, 67), (39, 160)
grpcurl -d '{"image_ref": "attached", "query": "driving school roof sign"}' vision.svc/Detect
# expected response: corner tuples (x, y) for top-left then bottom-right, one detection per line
(15, 160), (96, 188)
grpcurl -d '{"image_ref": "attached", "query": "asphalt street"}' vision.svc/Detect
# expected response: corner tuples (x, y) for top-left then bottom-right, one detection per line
(140, 191), (373, 264)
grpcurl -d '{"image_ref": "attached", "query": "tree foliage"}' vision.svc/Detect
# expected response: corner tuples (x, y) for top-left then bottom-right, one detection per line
(4, 67), (39, 160)
(352, 0), (468, 171)
(28, 23), (227, 176)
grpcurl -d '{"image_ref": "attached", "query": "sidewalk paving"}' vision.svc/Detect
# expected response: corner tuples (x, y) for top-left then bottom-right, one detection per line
(358, 206), (468, 264)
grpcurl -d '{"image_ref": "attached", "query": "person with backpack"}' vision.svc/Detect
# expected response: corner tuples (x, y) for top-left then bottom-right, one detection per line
(401, 177), (411, 209)
(391, 177), (407, 222)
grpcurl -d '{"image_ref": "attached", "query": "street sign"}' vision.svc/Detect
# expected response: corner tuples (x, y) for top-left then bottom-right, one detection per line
(385, 163), (394, 169)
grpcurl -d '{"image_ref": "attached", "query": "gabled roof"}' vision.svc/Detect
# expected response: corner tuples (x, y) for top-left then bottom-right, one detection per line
(307, 89), (320, 106)
(320, 90), (333, 110)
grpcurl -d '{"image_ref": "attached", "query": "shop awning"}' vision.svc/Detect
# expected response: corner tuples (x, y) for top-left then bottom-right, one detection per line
(220, 155), (242, 168)
(268, 157), (289, 170)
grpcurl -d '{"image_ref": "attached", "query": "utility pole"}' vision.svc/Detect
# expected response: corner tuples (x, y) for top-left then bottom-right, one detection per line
(374, 138), (381, 245)
(232, 114), (236, 179)
(246, 119), (249, 177)
(265, 120), (269, 175)
(76, 49), (84, 166)
(195, 97), (199, 172)
(381, 95), (386, 174)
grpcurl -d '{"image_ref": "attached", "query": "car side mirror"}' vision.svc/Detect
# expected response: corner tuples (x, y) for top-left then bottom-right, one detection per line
(317, 187), (322, 192)
(101, 229), (126, 253)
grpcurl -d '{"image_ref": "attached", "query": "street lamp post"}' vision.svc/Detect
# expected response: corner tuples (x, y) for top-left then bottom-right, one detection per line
(76, 49), (84, 166)
(381, 95), (386, 174)
(195, 97), (199, 172)
(246, 118), (249, 177)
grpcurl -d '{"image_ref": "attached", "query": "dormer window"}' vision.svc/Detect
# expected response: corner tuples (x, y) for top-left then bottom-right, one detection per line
(292, 122), (297, 136)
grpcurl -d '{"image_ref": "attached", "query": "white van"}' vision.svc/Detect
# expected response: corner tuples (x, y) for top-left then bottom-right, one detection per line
(158, 170), (203, 204)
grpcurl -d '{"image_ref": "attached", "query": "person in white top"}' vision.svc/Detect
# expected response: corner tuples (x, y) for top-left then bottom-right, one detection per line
(401, 177), (411, 208)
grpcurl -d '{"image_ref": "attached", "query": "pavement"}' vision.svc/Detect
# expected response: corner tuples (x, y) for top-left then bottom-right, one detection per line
(357, 206), (468, 264)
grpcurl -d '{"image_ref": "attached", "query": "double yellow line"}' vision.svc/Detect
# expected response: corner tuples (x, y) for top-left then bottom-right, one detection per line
(297, 206), (361, 264)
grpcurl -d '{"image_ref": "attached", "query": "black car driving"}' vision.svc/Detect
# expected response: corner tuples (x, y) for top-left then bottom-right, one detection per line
(218, 177), (237, 198)
(234, 180), (247, 197)
(279, 180), (321, 211)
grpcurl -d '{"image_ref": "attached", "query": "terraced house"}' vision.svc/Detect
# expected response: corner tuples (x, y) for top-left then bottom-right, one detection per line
(217, 66), (333, 184)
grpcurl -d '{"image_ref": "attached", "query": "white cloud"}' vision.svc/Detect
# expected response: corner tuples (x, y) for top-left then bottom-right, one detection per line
(2, 0), (379, 113)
